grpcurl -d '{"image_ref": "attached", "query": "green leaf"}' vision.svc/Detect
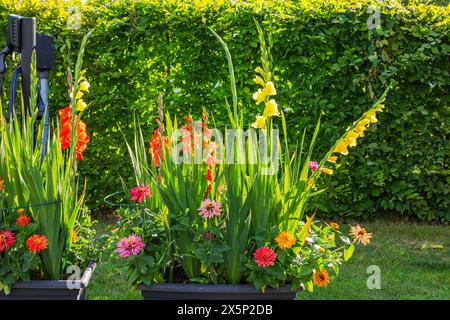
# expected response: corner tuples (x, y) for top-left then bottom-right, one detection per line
(344, 244), (355, 262)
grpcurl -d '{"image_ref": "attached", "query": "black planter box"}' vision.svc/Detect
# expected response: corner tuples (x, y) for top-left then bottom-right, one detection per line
(0, 262), (96, 300)
(141, 283), (297, 300)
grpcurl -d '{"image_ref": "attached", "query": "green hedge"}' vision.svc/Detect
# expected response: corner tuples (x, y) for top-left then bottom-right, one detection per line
(0, 0), (448, 221)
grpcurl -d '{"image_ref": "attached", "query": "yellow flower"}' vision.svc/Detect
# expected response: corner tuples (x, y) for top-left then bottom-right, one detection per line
(79, 80), (90, 92)
(252, 89), (266, 105)
(251, 115), (267, 129)
(252, 82), (277, 105)
(327, 156), (337, 164)
(334, 140), (348, 155)
(76, 99), (87, 112)
(345, 131), (360, 147)
(70, 90), (83, 100)
(350, 224), (372, 246)
(320, 167), (333, 175)
(255, 66), (264, 74)
(275, 231), (296, 249)
(329, 222), (340, 230)
(313, 269), (329, 288)
(263, 99), (280, 117)
(365, 110), (378, 123)
(374, 103), (384, 112)
(263, 81), (276, 96)
(17, 208), (24, 214)
(253, 76), (265, 86)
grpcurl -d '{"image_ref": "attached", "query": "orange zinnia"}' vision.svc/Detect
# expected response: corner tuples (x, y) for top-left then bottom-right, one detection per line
(16, 214), (31, 227)
(313, 269), (330, 288)
(26, 235), (48, 253)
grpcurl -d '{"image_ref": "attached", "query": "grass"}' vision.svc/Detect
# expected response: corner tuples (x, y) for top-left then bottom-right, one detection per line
(87, 220), (449, 300)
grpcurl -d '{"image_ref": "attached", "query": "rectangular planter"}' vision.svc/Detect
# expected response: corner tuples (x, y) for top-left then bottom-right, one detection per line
(141, 283), (297, 300)
(0, 262), (96, 300)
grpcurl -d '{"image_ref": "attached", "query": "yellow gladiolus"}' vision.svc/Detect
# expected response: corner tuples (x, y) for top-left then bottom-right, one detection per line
(263, 99), (280, 117)
(70, 90), (83, 100)
(365, 110), (378, 123)
(253, 76), (265, 86)
(252, 89), (265, 105)
(251, 115), (267, 129)
(334, 139), (348, 155)
(320, 167), (333, 175)
(255, 66), (264, 74)
(76, 99), (87, 112)
(327, 156), (337, 164)
(345, 131), (360, 147)
(79, 80), (90, 92)
(264, 81), (276, 96)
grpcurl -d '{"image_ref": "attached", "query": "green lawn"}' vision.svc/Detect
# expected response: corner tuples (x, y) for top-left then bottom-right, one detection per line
(87, 220), (449, 300)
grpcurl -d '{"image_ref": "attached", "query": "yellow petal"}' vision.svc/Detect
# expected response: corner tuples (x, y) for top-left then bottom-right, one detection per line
(253, 76), (265, 86)
(251, 115), (267, 129)
(252, 89), (265, 105)
(365, 111), (377, 123)
(320, 167), (333, 175)
(76, 99), (87, 112)
(255, 66), (264, 74)
(263, 81), (277, 97)
(327, 156), (337, 164)
(263, 99), (280, 117)
(79, 80), (90, 92)
(334, 140), (348, 155)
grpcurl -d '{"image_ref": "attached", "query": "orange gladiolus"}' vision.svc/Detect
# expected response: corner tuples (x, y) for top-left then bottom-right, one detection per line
(58, 105), (90, 160)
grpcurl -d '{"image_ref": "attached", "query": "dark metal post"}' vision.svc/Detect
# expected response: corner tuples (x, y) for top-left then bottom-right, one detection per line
(19, 17), (35, 116)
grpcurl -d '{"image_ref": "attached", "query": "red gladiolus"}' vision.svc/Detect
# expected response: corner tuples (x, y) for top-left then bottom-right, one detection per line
(0, 177), (5, 191)
(26, 235), (48, 253)
(206, 168), (213, 182)
(254, 246), (277, 268)
(149, 128), (168, 168)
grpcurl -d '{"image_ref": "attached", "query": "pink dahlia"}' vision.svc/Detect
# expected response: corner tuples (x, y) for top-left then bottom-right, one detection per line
(309, 161), (319, 171)
(0, 230), (16, 252)
(254, 246), (277, 268)
(130, 185), (151, 203)
(116, 234), (145, 258)
(197, 198), (221, 219)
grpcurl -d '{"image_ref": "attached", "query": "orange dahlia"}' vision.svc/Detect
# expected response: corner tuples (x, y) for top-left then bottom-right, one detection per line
(16, 214), (31, 227)
(26, 235), (48, 253)
(350, 224), (372, 246)
(313, 269), (330, 288)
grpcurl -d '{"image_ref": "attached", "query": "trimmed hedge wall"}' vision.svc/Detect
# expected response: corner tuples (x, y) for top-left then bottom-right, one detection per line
(0, 0), (448, 221)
